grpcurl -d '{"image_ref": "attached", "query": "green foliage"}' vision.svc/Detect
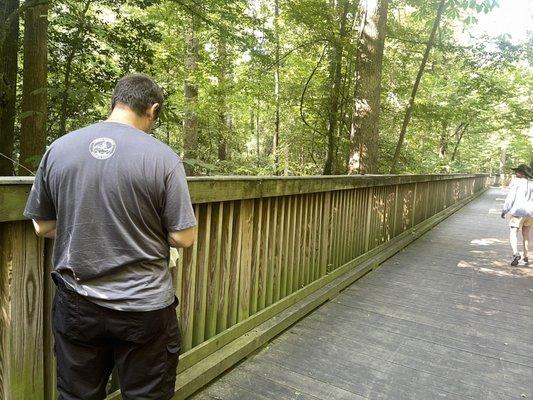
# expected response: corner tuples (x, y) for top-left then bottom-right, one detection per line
(47, 0), (162, 141)
(6, 0), (531, 175)
(380, 0), (531, 174)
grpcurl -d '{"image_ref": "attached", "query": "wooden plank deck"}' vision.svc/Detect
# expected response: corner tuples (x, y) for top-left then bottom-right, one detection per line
(189, 188), (533, 400)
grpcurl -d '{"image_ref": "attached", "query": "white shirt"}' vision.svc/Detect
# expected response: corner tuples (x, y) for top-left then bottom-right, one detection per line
(502, 177), (533, 217)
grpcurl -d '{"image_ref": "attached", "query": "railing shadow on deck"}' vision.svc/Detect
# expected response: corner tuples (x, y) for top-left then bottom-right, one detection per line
(0, 173), (491, 399)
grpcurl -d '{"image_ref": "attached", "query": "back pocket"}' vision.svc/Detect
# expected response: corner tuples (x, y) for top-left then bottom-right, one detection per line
(53, 289), (81, 340)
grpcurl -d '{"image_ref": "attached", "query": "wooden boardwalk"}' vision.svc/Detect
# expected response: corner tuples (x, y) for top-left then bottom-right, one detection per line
(190, 188), (533, 400)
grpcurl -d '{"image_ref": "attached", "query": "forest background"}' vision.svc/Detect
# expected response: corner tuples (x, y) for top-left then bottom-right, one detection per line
(0, 0), (531, 177)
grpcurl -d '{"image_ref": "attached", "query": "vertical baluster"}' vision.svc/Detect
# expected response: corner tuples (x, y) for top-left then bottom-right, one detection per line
(237, 199), (254, 322)
(217, 201), (234, 333)
(205, 202), (223, 339)
(193, 204), (212, 346)
(249, 199), (262, 316)
(227, 201), (242, 328)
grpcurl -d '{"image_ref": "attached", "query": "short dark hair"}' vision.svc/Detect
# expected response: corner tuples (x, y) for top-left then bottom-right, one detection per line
(111, 73), (164, 118)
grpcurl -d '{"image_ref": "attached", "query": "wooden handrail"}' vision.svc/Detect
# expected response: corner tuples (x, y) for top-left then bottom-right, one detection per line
(0, 174), (490, 222)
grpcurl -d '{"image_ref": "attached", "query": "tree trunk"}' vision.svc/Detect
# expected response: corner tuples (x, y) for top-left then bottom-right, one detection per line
(19, 0), (48, 174)
(217, 30), (231, 161)
(450, 123), (467, 162)
(252, 108), (259, 164)
(438, 121), (448, 159)
(0, 0), (19, 175)
(256, 103), (261, 160)
(389, 0), (446, 173)
(499, 146), (506, 184)
(343, 3), (361, 171)
(348, 0), (389, 175)
(323, 0), (350, 175)
(183, 14), (199, 175)
(273, 0), (280, 174)
(57, 0), (91, 138)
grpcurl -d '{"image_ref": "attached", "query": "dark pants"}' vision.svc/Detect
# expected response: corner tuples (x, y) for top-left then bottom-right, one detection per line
(52, 280), (181, 400)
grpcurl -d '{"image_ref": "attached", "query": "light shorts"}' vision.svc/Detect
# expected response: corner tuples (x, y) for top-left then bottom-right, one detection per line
(509, 216), (533, 229)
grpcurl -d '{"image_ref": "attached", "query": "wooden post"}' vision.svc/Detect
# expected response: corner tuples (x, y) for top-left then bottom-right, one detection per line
(175, 247), (184, 323)
(280, 197), (290, 298)
(364, 187), (373, 252)
(339, 190), (348, 266)
(287, 196), (297, 292)
(217, 202), (234, 333)
(293, 196), (303, 290)
(274, 197), (284, 301)
(266, 198), (277, 306)
(348, 190), (357, 261)
(205, 203), (223, 339)
(412, 183), (418, 227)
(301, 195), (309, 286)
(424, 181), (430, 220)
(8, 222), (45, 399)
(181, 205), (200, 351)
(355, 189), (364, 256)
(0, 223), (12, 400)
(249, 199), (262, 315)
(257, 199), (270, 311)
(392, 185), (400, 236)
(311, 193), (320, 282)
(237, 199), (254, 322)
(227, 201), (243, 327)
(43, 239), (57, 400)
(319, 192), (331, 277)
(193, 204), (211, 346)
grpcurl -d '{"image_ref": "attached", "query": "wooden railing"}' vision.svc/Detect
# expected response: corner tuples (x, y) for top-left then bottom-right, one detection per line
(0, 174), (490, 399)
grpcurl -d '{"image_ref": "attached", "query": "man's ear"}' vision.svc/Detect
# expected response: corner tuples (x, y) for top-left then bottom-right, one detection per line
(149, 103), (160, 120)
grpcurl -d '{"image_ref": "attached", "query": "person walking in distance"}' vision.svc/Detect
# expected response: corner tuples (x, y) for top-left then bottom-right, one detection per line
(24, 74), (197, 400)
(501, 164), (533, 266)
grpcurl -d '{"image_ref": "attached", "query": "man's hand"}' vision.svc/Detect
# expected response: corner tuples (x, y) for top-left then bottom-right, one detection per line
(501, 212), (506, 219)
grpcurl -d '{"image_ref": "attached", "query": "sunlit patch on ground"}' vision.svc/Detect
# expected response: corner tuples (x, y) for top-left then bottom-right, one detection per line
(457, 259), (532, 277)
(469, 250), (495, 254)
(465, 294), (487, 305)
(455, 304), (500, 315)
(470, 238), (506, 245)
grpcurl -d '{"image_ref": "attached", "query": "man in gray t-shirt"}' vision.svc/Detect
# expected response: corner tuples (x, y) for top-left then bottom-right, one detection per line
(24, 74), (196, 400)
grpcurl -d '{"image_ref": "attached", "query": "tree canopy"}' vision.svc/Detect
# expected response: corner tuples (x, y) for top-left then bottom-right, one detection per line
(0, 0), (531, 176)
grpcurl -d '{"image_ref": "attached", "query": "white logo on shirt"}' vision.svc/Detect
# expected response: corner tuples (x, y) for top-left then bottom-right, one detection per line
(89, 138), (116, 160)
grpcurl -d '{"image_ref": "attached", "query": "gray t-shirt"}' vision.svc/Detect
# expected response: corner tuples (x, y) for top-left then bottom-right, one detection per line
(24, 121), (197, 311)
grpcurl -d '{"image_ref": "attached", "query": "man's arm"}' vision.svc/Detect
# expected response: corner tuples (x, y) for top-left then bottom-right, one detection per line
(24, 149), (58, 232)
(162, 162), (197, 248)
(502, 180), (518, 217)
(168, 225), (196, 248)
(32, 219), (57, 239)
